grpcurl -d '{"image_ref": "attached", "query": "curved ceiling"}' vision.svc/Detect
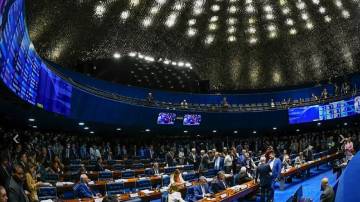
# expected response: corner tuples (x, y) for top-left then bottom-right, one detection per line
(26, 0), (360, 90)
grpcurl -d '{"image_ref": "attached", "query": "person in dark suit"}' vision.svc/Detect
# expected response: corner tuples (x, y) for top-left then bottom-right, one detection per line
(198, 150), (209, 173)
(234, 167), (253, 185)
(320, 178), (334, 202)
(269, 151), (282, 200)
(193, 176), (213, 200)
(0, 152), (11, 188)
(0, 185), (8, 202)
(94, 157), (105, 171)
(165, 150), (176, 167)
(152, 162), (160, 175)
(211, 171), (227, 194)
(256, 157), (273, 202)
(73, 174), (101, 198)
(187, 148), (199, 170)
(213, 152), (224, 171)
(8, 165), (29, 202)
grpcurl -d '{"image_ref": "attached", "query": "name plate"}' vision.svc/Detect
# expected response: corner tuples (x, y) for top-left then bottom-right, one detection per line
(220, 193), (227, 199)
(130, 193), (139, 198)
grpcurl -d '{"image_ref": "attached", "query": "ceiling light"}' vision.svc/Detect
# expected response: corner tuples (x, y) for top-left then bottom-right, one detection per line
(212, 130), (217, 133)
(116, 128), (122, 131)
(28, 118), (35, 122)
(78, 122), (85, 126)
(32, 125), (37, 128)
(113, 52), (121, 59)
(84, 127), (89, 130)
(90, 131), (94, 134)
(145, 129), (151, 132)
(233, 130), (238, 134)
(120, 10), (130, 20)
(252, 130), (257, 134)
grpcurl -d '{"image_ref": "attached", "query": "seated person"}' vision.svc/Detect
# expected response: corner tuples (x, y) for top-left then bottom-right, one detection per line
(294, 152), (305, 166)
(0, 185), (8, 202)
(25, 162), (43, 202)
(73, 174), (101, 198)
(282, 154), (292, 170)
(234, 167), (253, 185)
(94, 157), (105, 172)
(49, 161), (63, 174)
(193, 176), (213, 200)
(152, 162), (160, 175)
(211, 171), (228, 194)
(168, 169), (185, 202)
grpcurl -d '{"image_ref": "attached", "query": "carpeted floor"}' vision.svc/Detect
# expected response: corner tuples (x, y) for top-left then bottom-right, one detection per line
(274, 164), (337, 202)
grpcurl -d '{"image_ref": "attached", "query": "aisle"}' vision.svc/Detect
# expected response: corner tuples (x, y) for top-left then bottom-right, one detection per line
(274, 164), (337, 202)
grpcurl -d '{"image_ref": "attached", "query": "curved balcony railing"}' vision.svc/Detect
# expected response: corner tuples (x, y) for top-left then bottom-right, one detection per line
(46, 62), (358, 113)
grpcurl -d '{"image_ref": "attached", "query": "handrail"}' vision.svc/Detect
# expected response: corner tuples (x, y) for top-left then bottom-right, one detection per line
(45, 62), (359, 113)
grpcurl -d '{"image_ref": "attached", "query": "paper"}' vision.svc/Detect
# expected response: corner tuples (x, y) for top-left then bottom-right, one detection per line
(130, 193), (139, 198)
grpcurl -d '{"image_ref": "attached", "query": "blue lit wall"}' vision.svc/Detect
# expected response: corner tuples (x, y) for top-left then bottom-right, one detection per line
(1, 0), (359, 132)
(0, 0), (72, 116)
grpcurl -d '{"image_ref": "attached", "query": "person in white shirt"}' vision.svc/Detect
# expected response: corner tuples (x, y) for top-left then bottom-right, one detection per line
(168, 169), (185, 202)
(224, 152), (233, 174)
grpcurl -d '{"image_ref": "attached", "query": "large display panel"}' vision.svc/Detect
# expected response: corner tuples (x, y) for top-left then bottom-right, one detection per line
(157, 113), (176, 125)
(289, 96), (360, 124)
(0, 0), (72, 116)
(183, 114), (202, 126)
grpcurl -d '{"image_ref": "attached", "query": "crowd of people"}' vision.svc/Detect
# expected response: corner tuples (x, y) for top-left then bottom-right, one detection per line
(0, 125), (358, 202)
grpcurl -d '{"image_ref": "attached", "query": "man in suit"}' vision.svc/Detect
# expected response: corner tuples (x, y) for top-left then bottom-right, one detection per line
(320, 178), (334, 202)
(268, 151), (282, 201)
(213, 152), (224, 171)
(193, 176), (213, 200)
(8, 165), (29, 202)
(198, 150), (209, 173)
(152, 162), (160, 175)
(256, 156), (272, 202)
(188, 148), (199, 170)
(0, 186), (8, 202)
(0, 152), (10, 188)
(94, 157), (105, 171)
(165, 150), (176, 167)
(74, 174), (100, 198)
(234, 167), (253, 185)
(211, 171), (227, 194)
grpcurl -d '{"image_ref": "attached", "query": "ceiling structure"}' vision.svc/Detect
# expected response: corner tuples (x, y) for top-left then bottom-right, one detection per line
(26, 0), (360, 91)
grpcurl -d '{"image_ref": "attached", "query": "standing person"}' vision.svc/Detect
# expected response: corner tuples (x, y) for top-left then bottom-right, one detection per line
(320, 178), (334, 202)
(344, 138), (354, 162)
(268, 151), (282, 201)
(256, 157), (273, 202)
(224, 151), (233, 174)
(8, 165), (29, 202)
(198, 150), (209, 173)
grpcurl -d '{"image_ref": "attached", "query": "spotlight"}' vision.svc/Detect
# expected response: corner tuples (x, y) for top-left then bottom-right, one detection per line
(28, 118), (35, 122)
(116, 128), (122, 131)
(113, 52), (121, 59)
(252, 130), (257, 134)
(212, 130), (217, 133)
(145, 129), (151, 132)
(273, 127), (277, 130)
(78, 122), (85, 126)
(84, 127), (89, 130)
(90, 131), (94, 134)
(296, 129), (300, 132)
(184, 130), (188, 133)
(233, 130), (238, 134)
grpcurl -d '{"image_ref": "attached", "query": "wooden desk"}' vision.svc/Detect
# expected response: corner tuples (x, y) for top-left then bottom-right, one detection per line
(198, 181), (258, 202)
(61, 189), (162, 202)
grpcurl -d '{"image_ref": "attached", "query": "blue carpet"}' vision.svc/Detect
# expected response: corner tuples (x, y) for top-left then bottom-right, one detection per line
(274, 164), (337, 202)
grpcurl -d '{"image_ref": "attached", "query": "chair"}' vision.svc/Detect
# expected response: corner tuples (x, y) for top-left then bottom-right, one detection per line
(98, 171), (113, 181)
(106, 182), (125, 195)
(183, 164), (194, 171)
(164, 166), (176, 174)
(70, 159), (81, 165)
(135, 178), (152, 191)
(107, 160), (117, 165)
(182, 172), (196, 181)
(161, 175), (170, 187)
(69, 164), (82, 172)
(204, 169), (217, 178)
(144, 168), (154, 176)
(38, 187), (57, 200)
(132, 163), (144, 169)
(121, 169), (135, 179)
(113, 164), (124, 171)
(42, 173), (59, 183)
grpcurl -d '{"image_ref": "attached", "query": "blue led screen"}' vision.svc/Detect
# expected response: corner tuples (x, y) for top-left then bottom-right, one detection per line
(0, 0), (72, 116)
(183, 114), (202, 126)
(157, 113), (176, 125)
(289, 96), (360, 124)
